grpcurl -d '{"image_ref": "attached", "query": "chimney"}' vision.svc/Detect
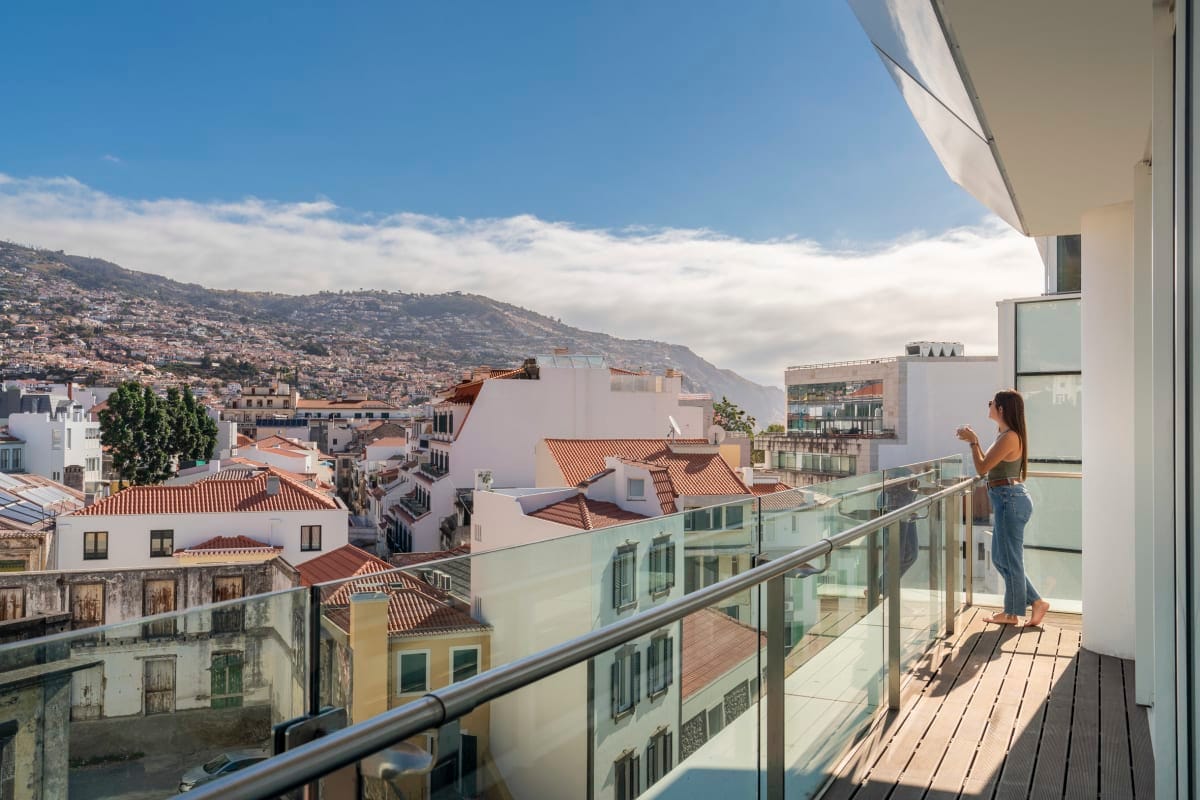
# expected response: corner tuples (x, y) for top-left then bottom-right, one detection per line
(265, 475), (281, 496)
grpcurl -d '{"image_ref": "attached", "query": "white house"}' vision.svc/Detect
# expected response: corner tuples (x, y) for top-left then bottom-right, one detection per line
(6, 404), (103, 492)
(389, 356), (705, 554)
(55, 470), (348, 570)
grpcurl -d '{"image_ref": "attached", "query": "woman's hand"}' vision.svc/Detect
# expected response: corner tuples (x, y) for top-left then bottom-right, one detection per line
(955, 425), (978, 445)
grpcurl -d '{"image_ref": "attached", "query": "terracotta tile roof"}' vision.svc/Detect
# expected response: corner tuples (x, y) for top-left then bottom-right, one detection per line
(296, 398), (398, 409)
(750, 482), (793, 496)
(69, 471), (340, 516)
(174, 535), (282, 556)
(527, 495), (649, 530)
(439, 367), (526, 405)
(235, 433), (253, 448)
(681, 608), (766, 700)
(544, 439), (751, 507)
(0, 428), (22, 443)
(297, 544), (391, 586)
(320, 560), (488, 637)
(367, 436), (408, 449)
(608, 367), (646, 376)
(388, 543), (470, 566)
(251, 435), (312, 457)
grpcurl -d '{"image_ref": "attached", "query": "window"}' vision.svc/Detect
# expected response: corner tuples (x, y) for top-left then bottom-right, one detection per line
(143, 579), (177, 637)
(1055, 234), (1082, 293)
(0, 450), (7, 471)
(648, 536), (675, 596)
(85, 457), (100, 472)
(611, 645), (641, 719)
(646, 634), (673, 698)
(615, 751), (641, 800)
(150, 529), (174, 557)
(612, 545), (637, 610)
(646, 728), (673, 787)
(10, 451), (18, 471)
(211, 652), (244, 708)
(627, 478), (645, 500)
(51, 429), (62, 449)
(212, 576), (246, 633)
(301, 525), (322, 552)
(451, 646), (480, 683)
(398, 651), (429, 694)
(725, 504), (744, 528)
(83, 531), (108, 560)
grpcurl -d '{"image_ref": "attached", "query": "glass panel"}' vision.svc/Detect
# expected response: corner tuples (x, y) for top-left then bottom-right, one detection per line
(777, 509), (884, 797)
(1017, 373), (1083, 462)
(0, 587), (309, 797)
(1016, 298), (1082, 373)
(1055, 235), (1082, 293)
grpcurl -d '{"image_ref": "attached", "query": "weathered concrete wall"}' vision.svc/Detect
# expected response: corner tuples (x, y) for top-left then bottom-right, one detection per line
(69, 704), (271, 761)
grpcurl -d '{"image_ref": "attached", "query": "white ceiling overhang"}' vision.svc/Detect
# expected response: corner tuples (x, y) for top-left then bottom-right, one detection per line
(848, 0), (1153, 236)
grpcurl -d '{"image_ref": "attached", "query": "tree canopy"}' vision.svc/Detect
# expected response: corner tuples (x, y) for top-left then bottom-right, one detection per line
(99, 382), (219, 485)
(713, 396), (756, 436)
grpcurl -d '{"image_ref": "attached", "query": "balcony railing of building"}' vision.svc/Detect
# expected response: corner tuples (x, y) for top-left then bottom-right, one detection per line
(0, 456), (1088, 799)
(418, 462), (448, 480)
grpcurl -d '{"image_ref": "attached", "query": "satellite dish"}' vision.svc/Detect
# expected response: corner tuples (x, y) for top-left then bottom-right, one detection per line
(667, 416), (682, 439)
(708, 425), (727, 445)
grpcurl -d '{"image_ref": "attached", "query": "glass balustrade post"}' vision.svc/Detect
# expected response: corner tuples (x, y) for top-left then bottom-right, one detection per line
(964, 489), (975, 607)
(886, 520), (902, 710)
(766, 573), (786, 800)
(944, 494), (958, 636)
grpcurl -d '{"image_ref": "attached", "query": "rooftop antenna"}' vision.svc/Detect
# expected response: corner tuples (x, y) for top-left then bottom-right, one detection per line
(667, 415), (681, 442)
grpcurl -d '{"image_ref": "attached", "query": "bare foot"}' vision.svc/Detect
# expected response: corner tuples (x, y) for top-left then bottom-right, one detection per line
(983, 612), (1021, 625)
(1027, 599), (1050, 627)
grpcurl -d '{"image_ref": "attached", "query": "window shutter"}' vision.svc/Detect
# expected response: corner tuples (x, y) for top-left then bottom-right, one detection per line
(647, 641), (657, 691)
(633, 650), (641, 704)
(667, 544), (675, 588)
(665, 732), (673, 770)
(646, 742), (656, 784)
(666, 637), (674, 687)
(611, 660), (620, 718)
(633, 755), (641, 796)
(613, 555), (622, 609)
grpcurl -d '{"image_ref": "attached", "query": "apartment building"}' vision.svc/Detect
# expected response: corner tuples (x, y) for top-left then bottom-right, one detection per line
(757, 343), (996, 486)
(385, 355), (704, 555)
(5, 403), (103, 492)
(55, 470), (348, 570)
(223, 380), (300, 424)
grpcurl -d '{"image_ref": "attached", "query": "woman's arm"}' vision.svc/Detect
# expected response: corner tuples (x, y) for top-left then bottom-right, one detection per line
(957, 428), (1019, 476)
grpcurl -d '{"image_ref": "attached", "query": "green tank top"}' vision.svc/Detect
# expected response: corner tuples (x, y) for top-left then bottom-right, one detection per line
(986, 433), (1022, 481)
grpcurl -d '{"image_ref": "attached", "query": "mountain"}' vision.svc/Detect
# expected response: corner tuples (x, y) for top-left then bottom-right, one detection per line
(0, 241), (785, 424)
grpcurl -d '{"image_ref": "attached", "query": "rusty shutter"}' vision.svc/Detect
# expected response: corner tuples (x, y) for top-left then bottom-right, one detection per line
(143, 579), (177, 638)
(69, 583), (104, 629)
(0, 588), (23, 622)
(71, 665), (104, 721)
(212, 576), (245, 633)
(143, 658), (175, 715)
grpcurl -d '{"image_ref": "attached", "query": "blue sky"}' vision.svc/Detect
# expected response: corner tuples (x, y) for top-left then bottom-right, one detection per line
(1, 1), (983, 243)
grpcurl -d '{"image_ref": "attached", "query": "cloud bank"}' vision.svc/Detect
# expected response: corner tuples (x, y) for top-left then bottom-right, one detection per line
(0, 175), (1042, 386)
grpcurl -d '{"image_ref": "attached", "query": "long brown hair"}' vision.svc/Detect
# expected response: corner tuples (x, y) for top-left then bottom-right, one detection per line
(993, 389), (1028, 480)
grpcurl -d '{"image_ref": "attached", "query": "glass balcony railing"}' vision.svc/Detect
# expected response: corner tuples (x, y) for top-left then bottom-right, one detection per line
(0, 454), (1051, 800)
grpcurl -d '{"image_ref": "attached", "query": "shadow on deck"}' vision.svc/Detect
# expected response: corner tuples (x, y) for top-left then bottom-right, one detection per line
(822, 606), (1154, 800)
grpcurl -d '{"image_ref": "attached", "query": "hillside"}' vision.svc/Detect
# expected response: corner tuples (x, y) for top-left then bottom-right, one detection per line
(0, 241), (785, 424)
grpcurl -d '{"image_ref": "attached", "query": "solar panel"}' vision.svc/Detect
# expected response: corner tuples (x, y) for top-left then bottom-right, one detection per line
(0, 474), (20, 490)
(0, 491), (19, 504)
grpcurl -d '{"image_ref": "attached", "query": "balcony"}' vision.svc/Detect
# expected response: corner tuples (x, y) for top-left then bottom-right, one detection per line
(0, 457), (1120, 800)
(417, 462), (448, 480)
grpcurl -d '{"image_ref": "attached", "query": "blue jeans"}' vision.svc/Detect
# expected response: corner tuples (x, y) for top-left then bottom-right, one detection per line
(989, 484), (1040, 616)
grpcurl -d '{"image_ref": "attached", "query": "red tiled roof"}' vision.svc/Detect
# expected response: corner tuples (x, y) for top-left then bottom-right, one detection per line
(174, 535), (282, 556)
(296, 398), (397, 409)
(681, 608), (767, 700)
(389, 543), (470, 566)
(367, 436), (408, 449)
(235, 433), (253, 448)
(70, 471), (340, 516)
(544, 439), (751, 504)
(320, 560), (488, 637)
(251, 435), (311, 457)
(439, 367), (525, 405)
(527, 495), (648, 530)
(750, 482), (792, 496)
(297, 544), (390, 586)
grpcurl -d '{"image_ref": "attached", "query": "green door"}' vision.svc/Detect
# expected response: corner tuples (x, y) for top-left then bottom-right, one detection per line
(211, 652), (244, 708)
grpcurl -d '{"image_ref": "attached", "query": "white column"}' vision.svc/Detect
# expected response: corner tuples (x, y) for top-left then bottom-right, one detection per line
(1080, 202), (1136, 658)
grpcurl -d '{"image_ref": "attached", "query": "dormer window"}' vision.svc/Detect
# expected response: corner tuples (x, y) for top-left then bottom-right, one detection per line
(627, 478), (645, 501)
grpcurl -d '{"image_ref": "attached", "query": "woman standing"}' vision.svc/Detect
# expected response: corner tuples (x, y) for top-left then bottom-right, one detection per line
(956, 390), (1050, 627)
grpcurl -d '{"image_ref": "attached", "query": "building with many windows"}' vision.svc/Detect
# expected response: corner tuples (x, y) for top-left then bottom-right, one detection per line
(757, 343), (997, 486)
(5, 402), (103, 492)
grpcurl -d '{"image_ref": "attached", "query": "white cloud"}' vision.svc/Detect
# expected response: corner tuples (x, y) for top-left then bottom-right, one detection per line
(0, 175), (1043, 386)
(101, 154), (122, 164)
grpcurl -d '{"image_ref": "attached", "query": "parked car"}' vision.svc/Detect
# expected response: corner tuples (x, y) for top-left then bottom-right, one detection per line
(179, 750), (269, 792)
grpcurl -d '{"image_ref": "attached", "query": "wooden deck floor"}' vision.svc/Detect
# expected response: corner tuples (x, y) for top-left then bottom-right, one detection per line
(821, 606), (1154, 800)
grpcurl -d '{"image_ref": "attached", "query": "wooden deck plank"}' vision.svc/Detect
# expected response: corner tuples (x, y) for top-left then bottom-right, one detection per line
(1027, 656), (1077, 800)
(1124, 660), (1155, 799)
(1099, 655), (1134, 799)
(889, 700), (966, 800)
(1065, 649), (1101, 800)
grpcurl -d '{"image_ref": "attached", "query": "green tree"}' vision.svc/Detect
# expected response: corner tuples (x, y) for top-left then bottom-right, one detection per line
(99, 382), (173, 485)
(713, 396), (756, 436)
(764, 423), (785, 433)
(183, 386), (219, 461)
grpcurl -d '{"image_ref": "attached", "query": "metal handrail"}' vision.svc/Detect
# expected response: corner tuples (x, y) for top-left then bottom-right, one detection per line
(187, 472), (982, 800)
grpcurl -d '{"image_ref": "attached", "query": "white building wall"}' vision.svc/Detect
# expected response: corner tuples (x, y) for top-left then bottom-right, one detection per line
(876, 359), (999, 471)
(54, 508), (348, 571)
(1080, 203), (1136, 658)
(7, 409), (102, 488)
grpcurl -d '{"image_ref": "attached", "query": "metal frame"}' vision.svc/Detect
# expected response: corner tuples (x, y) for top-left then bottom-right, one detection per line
(185, 474), (981, 800)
